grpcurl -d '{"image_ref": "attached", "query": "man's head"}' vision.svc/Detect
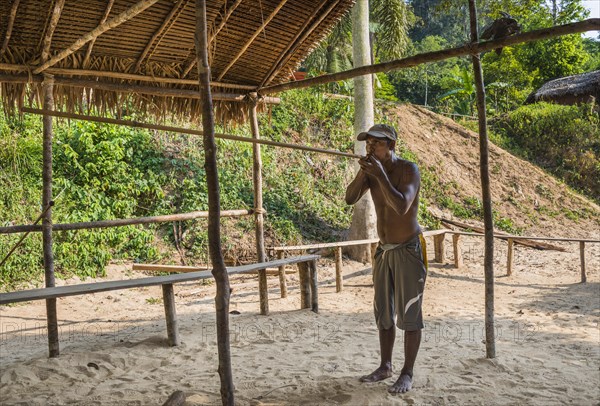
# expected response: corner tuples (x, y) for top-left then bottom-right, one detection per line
(357, 124), (397, 159)
(357, 124), (397, 142)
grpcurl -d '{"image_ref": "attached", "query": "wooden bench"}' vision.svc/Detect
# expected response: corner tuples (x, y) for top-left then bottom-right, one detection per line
(0, 255), (320, 352)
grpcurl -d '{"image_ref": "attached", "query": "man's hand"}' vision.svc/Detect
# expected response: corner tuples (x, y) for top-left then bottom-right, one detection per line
(358, 155), (385, 178)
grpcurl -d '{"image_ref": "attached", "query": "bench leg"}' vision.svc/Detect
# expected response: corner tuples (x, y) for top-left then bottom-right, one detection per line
(309, 260), (319, 313)
(335, 247), (343, 293)
(162, 284), (180, 346)
(298, 262), (310, 309)
(278, 251), (288, 298)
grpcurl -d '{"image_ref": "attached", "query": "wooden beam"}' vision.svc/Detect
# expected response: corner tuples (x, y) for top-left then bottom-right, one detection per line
(216, 0), (289, 81)
(0, 255), (321, 305)
(83, 0), (115, 68)
(259, 18), (600, 95)
(0, 0), (20, 55)
(260, 0), (341, 87)
(40, 0), (65, 63)
(33, 0), (160, 74)
(181, 0), (244, 78)
(0, 64), (257, 90)
(20, 108), (357, 159)
(135, 0), (189, 72)
(0, 209), (253, 235)
(469, 0), (495, 360)
(3, 74), (273, 102)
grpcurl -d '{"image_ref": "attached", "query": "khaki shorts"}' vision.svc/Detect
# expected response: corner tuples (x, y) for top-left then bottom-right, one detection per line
(372, 234), (428, 331)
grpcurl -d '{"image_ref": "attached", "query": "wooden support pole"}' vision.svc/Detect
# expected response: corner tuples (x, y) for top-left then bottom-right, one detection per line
(249, 97), (268, 316)
(580, 241), (586, 283)
(309, 260), (318, 313)
(161, 284), (180, 346)
(433, 234), (446, 263)
(452, 233), (463, 268)
(195, 0), (234, 404)
(335, 247), (343, 293)
(83, 0), (115, 68)
(42, 74), (59, 358)
(469, 0), (495, 359)
(40, 0), (66, 63)
(298, 262), (310, 309)
(277, 251), (288, 298)
(506, 238), (514, 277)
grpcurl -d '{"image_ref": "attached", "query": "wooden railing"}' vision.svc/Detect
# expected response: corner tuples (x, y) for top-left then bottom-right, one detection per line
(269, 229), (598, 292)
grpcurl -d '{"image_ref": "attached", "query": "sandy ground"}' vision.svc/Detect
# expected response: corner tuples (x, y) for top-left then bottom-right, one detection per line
(1, 237), (599, 405)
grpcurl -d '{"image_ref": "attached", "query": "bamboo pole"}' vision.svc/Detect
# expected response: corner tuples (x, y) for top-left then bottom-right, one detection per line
(34, 0), (161, 74)
(0, 0), (20, 55)
(195, 0), (234, 404)
(469, 0), (495, 359)
(83, 0), (115, 68)
(579, 241), (586, 283)
(42, 75), (59, 358)
(2, 74), (276, 103)
(506, 238), (514, 276)
(0, 64), (257, 90)
(181, 0), (244, 78)
(452, 234), (463, 268)
(335, 247), (343, 293)
(0, 209), (253, 234)
(249, 97), (269, 316)
(20, 108), (358, 159)
(260, 0), (342, 87)
(259, 19), (599, 95)
(216, 0), (289, 81)
(134, 0), (188, 72)
(40, 0), (65, 63)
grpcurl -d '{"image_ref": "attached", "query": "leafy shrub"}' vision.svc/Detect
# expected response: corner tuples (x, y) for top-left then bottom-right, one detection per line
(491, 102), (599, 200)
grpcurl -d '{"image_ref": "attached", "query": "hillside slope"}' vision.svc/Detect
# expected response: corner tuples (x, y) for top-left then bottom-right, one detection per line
(385, 104), (599, 238)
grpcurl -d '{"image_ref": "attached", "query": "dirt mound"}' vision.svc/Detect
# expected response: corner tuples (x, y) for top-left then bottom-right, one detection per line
(387, 104), (599, 238)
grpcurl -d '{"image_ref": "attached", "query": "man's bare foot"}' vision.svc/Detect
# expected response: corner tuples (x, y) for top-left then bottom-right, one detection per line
(388, 372), (413, 393)
(359, 366), (393, 382)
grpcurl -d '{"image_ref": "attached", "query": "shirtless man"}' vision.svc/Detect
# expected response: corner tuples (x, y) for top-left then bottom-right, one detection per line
(345, 124), (427, 394)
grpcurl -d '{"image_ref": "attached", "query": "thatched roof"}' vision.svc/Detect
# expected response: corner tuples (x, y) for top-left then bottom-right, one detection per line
(0, 0), (354, 123)
(525, 70), (600, 106)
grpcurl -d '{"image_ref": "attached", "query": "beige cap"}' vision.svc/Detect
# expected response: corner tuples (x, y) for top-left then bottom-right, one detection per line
(357, 124), (397, 141)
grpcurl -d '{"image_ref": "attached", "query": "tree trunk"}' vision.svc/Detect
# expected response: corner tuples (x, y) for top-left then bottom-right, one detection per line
(347, 0), (377, 262)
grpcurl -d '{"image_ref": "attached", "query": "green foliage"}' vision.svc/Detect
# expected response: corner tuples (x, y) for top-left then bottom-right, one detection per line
(491, 102), (600, 200)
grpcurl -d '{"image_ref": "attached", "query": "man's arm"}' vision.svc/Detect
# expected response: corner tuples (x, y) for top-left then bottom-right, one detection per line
(345, 160), (370, 205)
(361, 157), (420, 215)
